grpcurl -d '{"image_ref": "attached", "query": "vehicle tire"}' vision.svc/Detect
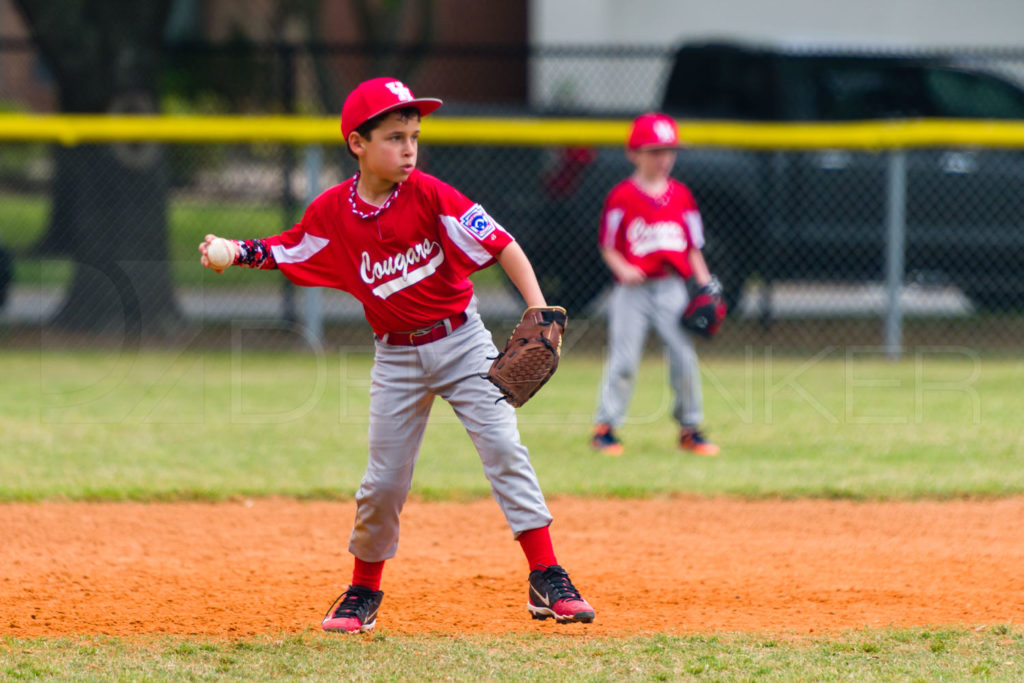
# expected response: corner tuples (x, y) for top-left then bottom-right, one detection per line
(963, 287), (1022, 312)
(703, 229), (751, 313)
(517, 228), (609, 315)
(516, 195), (610, 316)
(0, 245), (12, 308)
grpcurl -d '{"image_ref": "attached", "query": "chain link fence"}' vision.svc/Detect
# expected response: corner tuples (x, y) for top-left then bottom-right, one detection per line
(2, 41), (1024, 353)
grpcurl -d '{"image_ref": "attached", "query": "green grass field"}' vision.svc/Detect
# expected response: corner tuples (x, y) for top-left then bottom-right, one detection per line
(3, 349), (1023, 680)
(3, 350), (1021, 502)
(3, 186), (1024, 679)
(1, 193), (289, 289)
(3, 628), (1021, 682)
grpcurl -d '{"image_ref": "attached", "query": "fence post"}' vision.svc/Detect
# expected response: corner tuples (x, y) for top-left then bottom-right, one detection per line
(301, 145), (324, 345)
(279, 44), (299, 326)
(883, 149), (907, 360)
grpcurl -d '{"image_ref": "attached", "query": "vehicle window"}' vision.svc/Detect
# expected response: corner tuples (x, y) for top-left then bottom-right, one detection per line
(664, 47), (772, 119)
(812, 61), (928, 119)
(924, 68), (1024, 118)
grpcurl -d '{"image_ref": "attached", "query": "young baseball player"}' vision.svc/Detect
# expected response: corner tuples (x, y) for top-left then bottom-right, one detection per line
(199, 78), (594, 633)
(591, 112), (720, 457)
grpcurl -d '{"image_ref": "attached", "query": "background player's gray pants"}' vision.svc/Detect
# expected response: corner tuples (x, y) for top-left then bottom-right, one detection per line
(349, 309), (553, 562)
(594, 276), (703, 429)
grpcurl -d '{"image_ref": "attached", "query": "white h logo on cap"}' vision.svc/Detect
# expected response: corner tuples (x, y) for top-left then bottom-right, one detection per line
(654, 120), (674, 142)
(386, 81), (414, 101)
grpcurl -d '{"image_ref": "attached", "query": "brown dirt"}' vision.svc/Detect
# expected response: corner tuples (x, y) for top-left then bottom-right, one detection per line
(3, 497), (1022, 638)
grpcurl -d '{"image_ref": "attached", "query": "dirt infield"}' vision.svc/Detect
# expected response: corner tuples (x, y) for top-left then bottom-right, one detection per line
(3, 497), (1022, 638)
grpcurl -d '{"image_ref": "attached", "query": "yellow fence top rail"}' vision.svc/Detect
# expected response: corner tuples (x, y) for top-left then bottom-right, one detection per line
(3, 114), (1024, 149)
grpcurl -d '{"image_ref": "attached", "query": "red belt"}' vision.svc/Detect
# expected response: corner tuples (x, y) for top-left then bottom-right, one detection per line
(377, 312), (469, 346)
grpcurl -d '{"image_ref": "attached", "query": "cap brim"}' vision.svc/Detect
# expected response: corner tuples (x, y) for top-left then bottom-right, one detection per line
(363, 98), (443, 127)
(631, 142), (686, 151)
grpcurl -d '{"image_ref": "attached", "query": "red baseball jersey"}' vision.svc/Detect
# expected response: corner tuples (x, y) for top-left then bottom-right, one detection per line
(263, 169), (513, 335)
(597, 177), (705, 280)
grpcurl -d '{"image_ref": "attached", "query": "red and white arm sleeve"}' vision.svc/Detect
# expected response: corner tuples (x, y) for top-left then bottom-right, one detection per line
(235, 239), (278, 269)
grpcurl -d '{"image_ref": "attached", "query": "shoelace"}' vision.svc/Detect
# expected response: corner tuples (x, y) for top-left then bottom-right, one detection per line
(327, 588), (371, 619)
(541, 567), (583, 601)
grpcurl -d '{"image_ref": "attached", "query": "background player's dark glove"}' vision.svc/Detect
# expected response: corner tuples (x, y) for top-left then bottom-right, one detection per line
(486, 306), (567, 407)
(681, 276), (726, 339)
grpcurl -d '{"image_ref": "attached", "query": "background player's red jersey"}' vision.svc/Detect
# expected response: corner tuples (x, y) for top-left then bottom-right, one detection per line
(597, 177), (705, 280)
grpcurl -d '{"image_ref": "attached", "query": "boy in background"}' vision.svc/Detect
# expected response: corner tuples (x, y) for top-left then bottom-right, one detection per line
(591, 113), (720, 457)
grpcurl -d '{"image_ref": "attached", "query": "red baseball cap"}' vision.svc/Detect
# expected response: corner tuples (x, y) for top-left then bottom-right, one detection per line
(341, 77), (443, 139)
(627, 112), (682, 150)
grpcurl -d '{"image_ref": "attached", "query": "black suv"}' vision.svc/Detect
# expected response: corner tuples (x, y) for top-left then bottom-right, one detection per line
(486, 41), (1024, 314)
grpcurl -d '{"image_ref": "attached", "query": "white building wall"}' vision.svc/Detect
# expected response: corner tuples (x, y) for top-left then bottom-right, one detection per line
(529, 0), (1024, 110)
(530, 0), (1024, 48)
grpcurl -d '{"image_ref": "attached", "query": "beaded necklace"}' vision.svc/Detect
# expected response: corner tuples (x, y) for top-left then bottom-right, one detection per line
(632, 175), (673, 207)
(348, 172), (402, 219)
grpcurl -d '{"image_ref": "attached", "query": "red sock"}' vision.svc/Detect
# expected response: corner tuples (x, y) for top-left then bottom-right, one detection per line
(351, 557), (385, 592)
(517, 526), (558, 572)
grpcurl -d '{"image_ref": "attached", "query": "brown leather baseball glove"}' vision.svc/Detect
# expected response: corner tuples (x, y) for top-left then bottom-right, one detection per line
(486, 306), (567, 407)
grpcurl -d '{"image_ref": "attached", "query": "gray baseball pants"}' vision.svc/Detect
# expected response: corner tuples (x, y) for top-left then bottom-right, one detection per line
(349, 306), (553, 562)
(595, 275), (704, 429)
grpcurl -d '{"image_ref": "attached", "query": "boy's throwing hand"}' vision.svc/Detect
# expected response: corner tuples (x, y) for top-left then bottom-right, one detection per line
(199, 234), (239, 273)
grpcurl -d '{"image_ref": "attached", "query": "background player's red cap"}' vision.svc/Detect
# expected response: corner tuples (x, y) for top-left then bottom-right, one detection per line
(627, 112), (682, 150)
(341, 77), (443, 139)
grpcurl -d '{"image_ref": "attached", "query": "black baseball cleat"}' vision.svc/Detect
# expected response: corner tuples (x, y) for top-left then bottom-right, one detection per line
(527, 564), (595, 623)
(321, 585), (384, 634)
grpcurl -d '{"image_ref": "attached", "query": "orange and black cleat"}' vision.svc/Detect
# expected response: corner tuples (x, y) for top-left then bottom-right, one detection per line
(590, 423), (623, 456)
(679, 428), (720, 457)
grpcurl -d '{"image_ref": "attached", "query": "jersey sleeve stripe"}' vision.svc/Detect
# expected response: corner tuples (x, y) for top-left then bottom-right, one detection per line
(440, 215), (495, 266)
(601, 208), (625, 248)
(684, 211), (706, 250)
(270, 233), (330, 264)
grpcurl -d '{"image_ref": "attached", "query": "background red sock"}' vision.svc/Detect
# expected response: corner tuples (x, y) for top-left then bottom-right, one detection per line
(517, 526), (558, 572)
(351, 557), (385, 592)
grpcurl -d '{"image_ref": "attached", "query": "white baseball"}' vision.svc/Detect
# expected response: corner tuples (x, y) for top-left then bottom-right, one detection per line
(207, 238), (234, 269)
